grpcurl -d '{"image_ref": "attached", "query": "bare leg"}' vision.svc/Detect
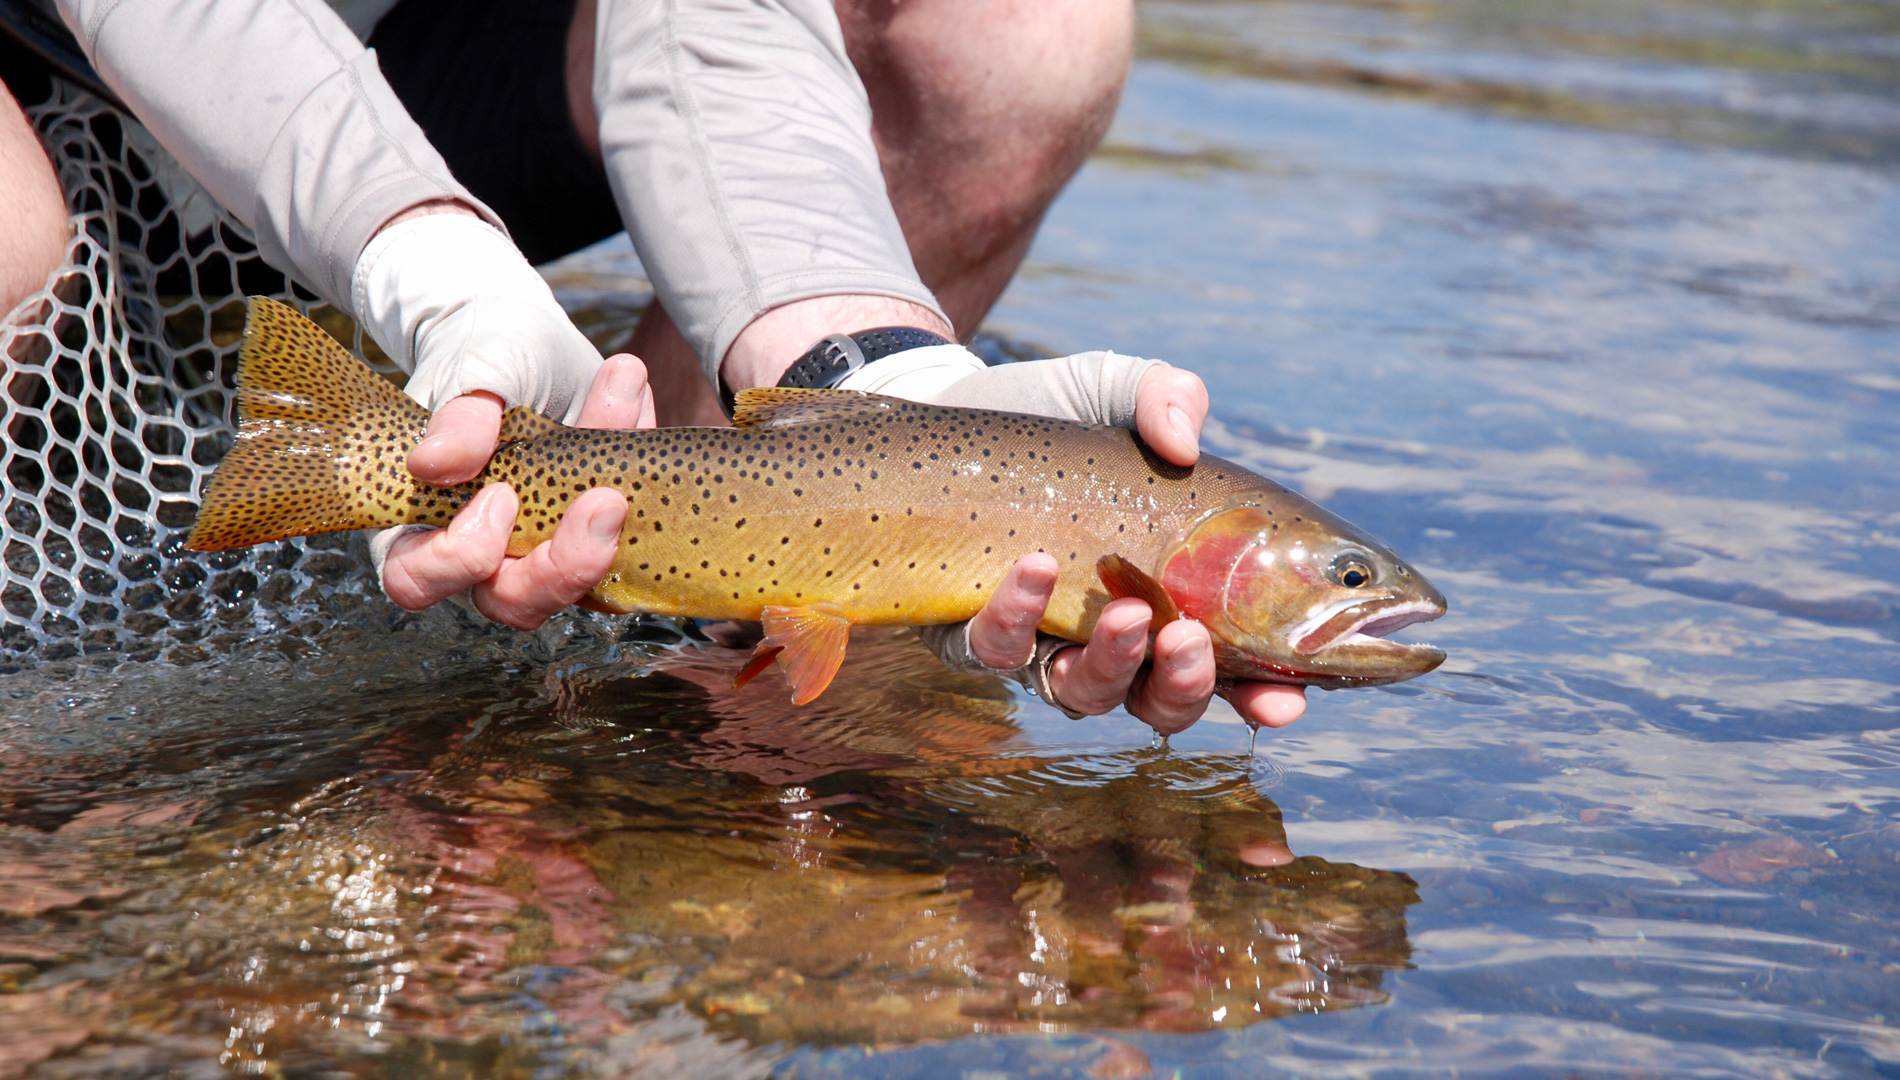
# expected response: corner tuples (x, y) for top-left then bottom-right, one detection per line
(0, 82), (70, 317)
(622, 297), (728, 426)
(566, 0), (1133, 425)
(838, 0), (1135, 332)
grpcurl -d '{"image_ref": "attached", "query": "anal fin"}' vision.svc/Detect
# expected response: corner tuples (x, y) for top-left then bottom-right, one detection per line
(1097, 554), (1183, 622)
(735, 605), (853, 704)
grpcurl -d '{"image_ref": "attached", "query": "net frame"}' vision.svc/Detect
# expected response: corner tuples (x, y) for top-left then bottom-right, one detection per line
(1, 78), (400, 668)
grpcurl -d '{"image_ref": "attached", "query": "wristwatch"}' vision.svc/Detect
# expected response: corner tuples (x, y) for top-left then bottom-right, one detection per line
(723, 326), (949, 416)
(779, 327), (949, 390)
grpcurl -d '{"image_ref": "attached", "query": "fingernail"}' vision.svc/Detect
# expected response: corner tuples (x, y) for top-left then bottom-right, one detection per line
(1173, 635), (1209, 667)
(449, 488), (492, 541)
(411, 434), (449, 469)
(1113, 619), (1148, 650)
(1167, 404), (1199, 448)
(609, 355), (647, 394)
(587, 504), (624, 544)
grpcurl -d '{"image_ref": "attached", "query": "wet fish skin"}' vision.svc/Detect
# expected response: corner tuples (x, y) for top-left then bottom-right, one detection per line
(188, 298), (1447, 701)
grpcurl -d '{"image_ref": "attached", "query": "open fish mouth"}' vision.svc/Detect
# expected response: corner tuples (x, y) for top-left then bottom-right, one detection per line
(1289, 596), (1445, 657)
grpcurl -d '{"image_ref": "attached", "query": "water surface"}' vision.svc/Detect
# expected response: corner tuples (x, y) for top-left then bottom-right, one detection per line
(4, 0), (1900, 1076)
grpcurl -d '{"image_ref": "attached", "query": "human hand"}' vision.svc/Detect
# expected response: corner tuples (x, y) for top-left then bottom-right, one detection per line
(373, 354), (654, 629)
(872, 349), (1308, 733)
(352, 205), (655, 627)
(352, 209), (605, 423)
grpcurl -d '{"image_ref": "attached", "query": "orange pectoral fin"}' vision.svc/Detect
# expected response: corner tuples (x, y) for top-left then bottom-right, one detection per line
(747, 605), (853, 704)
(1097, 554), (1183, 623)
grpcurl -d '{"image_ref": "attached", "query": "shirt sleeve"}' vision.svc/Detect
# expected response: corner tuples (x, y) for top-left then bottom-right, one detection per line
(54, 0), (503, 308)
(591, 0), (948, 385)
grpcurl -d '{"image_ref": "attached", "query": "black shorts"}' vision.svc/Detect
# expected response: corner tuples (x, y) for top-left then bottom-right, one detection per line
(369, 0), (625, 265)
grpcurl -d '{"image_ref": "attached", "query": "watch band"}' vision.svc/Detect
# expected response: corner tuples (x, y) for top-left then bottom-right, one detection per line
(722, 326), (950, 417)
(778, 326), (951, 391)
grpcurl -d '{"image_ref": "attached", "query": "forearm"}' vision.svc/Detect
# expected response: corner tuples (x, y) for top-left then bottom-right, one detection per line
(590, 0), (947, 387)
(56, 0), (500, 307)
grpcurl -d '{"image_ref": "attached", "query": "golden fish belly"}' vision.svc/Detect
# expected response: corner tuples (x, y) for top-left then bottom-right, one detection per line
(482, 402), (1263, 636)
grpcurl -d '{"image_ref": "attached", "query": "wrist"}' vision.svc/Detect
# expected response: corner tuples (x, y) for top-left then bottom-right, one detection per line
(375, 198), (484, 238)
(720, 294), (954, 392)
(832, 343), (986, 401)
(350, 212), (530, 372)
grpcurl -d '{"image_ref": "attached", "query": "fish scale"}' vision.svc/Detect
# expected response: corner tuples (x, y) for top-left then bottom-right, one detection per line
(490, 402), (1263, 632)
(189, 299), (1447, 704)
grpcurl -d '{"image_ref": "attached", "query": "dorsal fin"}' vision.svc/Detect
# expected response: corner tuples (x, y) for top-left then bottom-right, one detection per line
(1097, 554), (1183, 623)
(498, 406), (564, 443)
(730, 386), (900, 428)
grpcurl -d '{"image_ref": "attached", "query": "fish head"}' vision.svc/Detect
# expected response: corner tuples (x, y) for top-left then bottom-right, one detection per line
(1157, 496), (1447, 688)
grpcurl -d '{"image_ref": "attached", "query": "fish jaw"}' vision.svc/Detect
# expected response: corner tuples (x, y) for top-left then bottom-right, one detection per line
(1214, 639), (1446, 689)
(1261, 590), (1447, 686)
(1288, 596), (1445, 656)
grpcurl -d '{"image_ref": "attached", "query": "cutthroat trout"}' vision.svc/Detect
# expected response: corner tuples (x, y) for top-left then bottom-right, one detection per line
(189, 298), (1447, 703)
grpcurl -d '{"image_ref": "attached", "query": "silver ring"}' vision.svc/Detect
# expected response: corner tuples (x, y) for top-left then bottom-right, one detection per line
(916, 623), (1089, 719)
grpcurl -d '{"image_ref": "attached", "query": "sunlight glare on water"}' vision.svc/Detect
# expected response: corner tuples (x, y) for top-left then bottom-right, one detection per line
(2, 0), (1899, 1076)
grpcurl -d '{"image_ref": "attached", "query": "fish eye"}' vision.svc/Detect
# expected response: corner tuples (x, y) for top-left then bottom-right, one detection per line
(1333, 554), (1373, 588)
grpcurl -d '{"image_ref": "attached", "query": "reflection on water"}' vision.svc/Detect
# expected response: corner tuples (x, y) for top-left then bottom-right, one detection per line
(5, 0), (1900, 1075)
(0, 628), (1410, 1077)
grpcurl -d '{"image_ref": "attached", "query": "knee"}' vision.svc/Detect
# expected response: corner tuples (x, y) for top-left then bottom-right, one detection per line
(0, 86), (71, 317)
(843, 0), (1135, 167)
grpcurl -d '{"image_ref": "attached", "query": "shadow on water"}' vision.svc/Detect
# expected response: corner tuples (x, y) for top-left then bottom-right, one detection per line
(0, 624), (1413, 1077)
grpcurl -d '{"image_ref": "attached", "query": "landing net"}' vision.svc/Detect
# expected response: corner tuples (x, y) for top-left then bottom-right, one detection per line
(0, 79), (400, 668)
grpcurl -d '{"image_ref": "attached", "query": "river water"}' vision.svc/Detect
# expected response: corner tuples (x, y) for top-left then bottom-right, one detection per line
(4, 0), (1899, 1076)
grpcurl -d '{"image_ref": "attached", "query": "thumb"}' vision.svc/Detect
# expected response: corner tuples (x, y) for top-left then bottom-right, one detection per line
(408, 391), (503, 485)
(1133, 365), (1207, 467)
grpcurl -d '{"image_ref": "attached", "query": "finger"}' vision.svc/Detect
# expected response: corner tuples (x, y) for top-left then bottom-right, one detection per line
(409, 391), (504, 485)
(1133, 365), (1208, 468)
(1221, 680), (1308, 729)
(1126, 617), (1217, 735)
(967, 552), (1060, 668)
(470, 487), (629, 629)
(1045, 597), (1153, 716)
(1237, 839), (1295, 867)
(576, 353), (657, 430)
(380, 483), (516, 609)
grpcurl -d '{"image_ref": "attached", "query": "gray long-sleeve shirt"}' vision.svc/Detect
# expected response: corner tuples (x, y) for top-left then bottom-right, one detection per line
(52, 0), (944, 382)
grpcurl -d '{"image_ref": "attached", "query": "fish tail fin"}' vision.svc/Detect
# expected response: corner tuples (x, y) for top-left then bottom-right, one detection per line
(186, 297), (435, 551)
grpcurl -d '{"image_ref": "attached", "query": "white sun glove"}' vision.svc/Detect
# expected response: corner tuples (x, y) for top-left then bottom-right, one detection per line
(352, 212), (605, 593)
(838, 343), (1164, 709)
(835, 340), (1161, 438)
(351, 213), (603, 420)
(835, 343), (1159, 429)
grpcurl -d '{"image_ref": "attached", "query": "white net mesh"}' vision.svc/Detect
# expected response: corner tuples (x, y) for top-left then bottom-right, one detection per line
(0, 78), (402, 668)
